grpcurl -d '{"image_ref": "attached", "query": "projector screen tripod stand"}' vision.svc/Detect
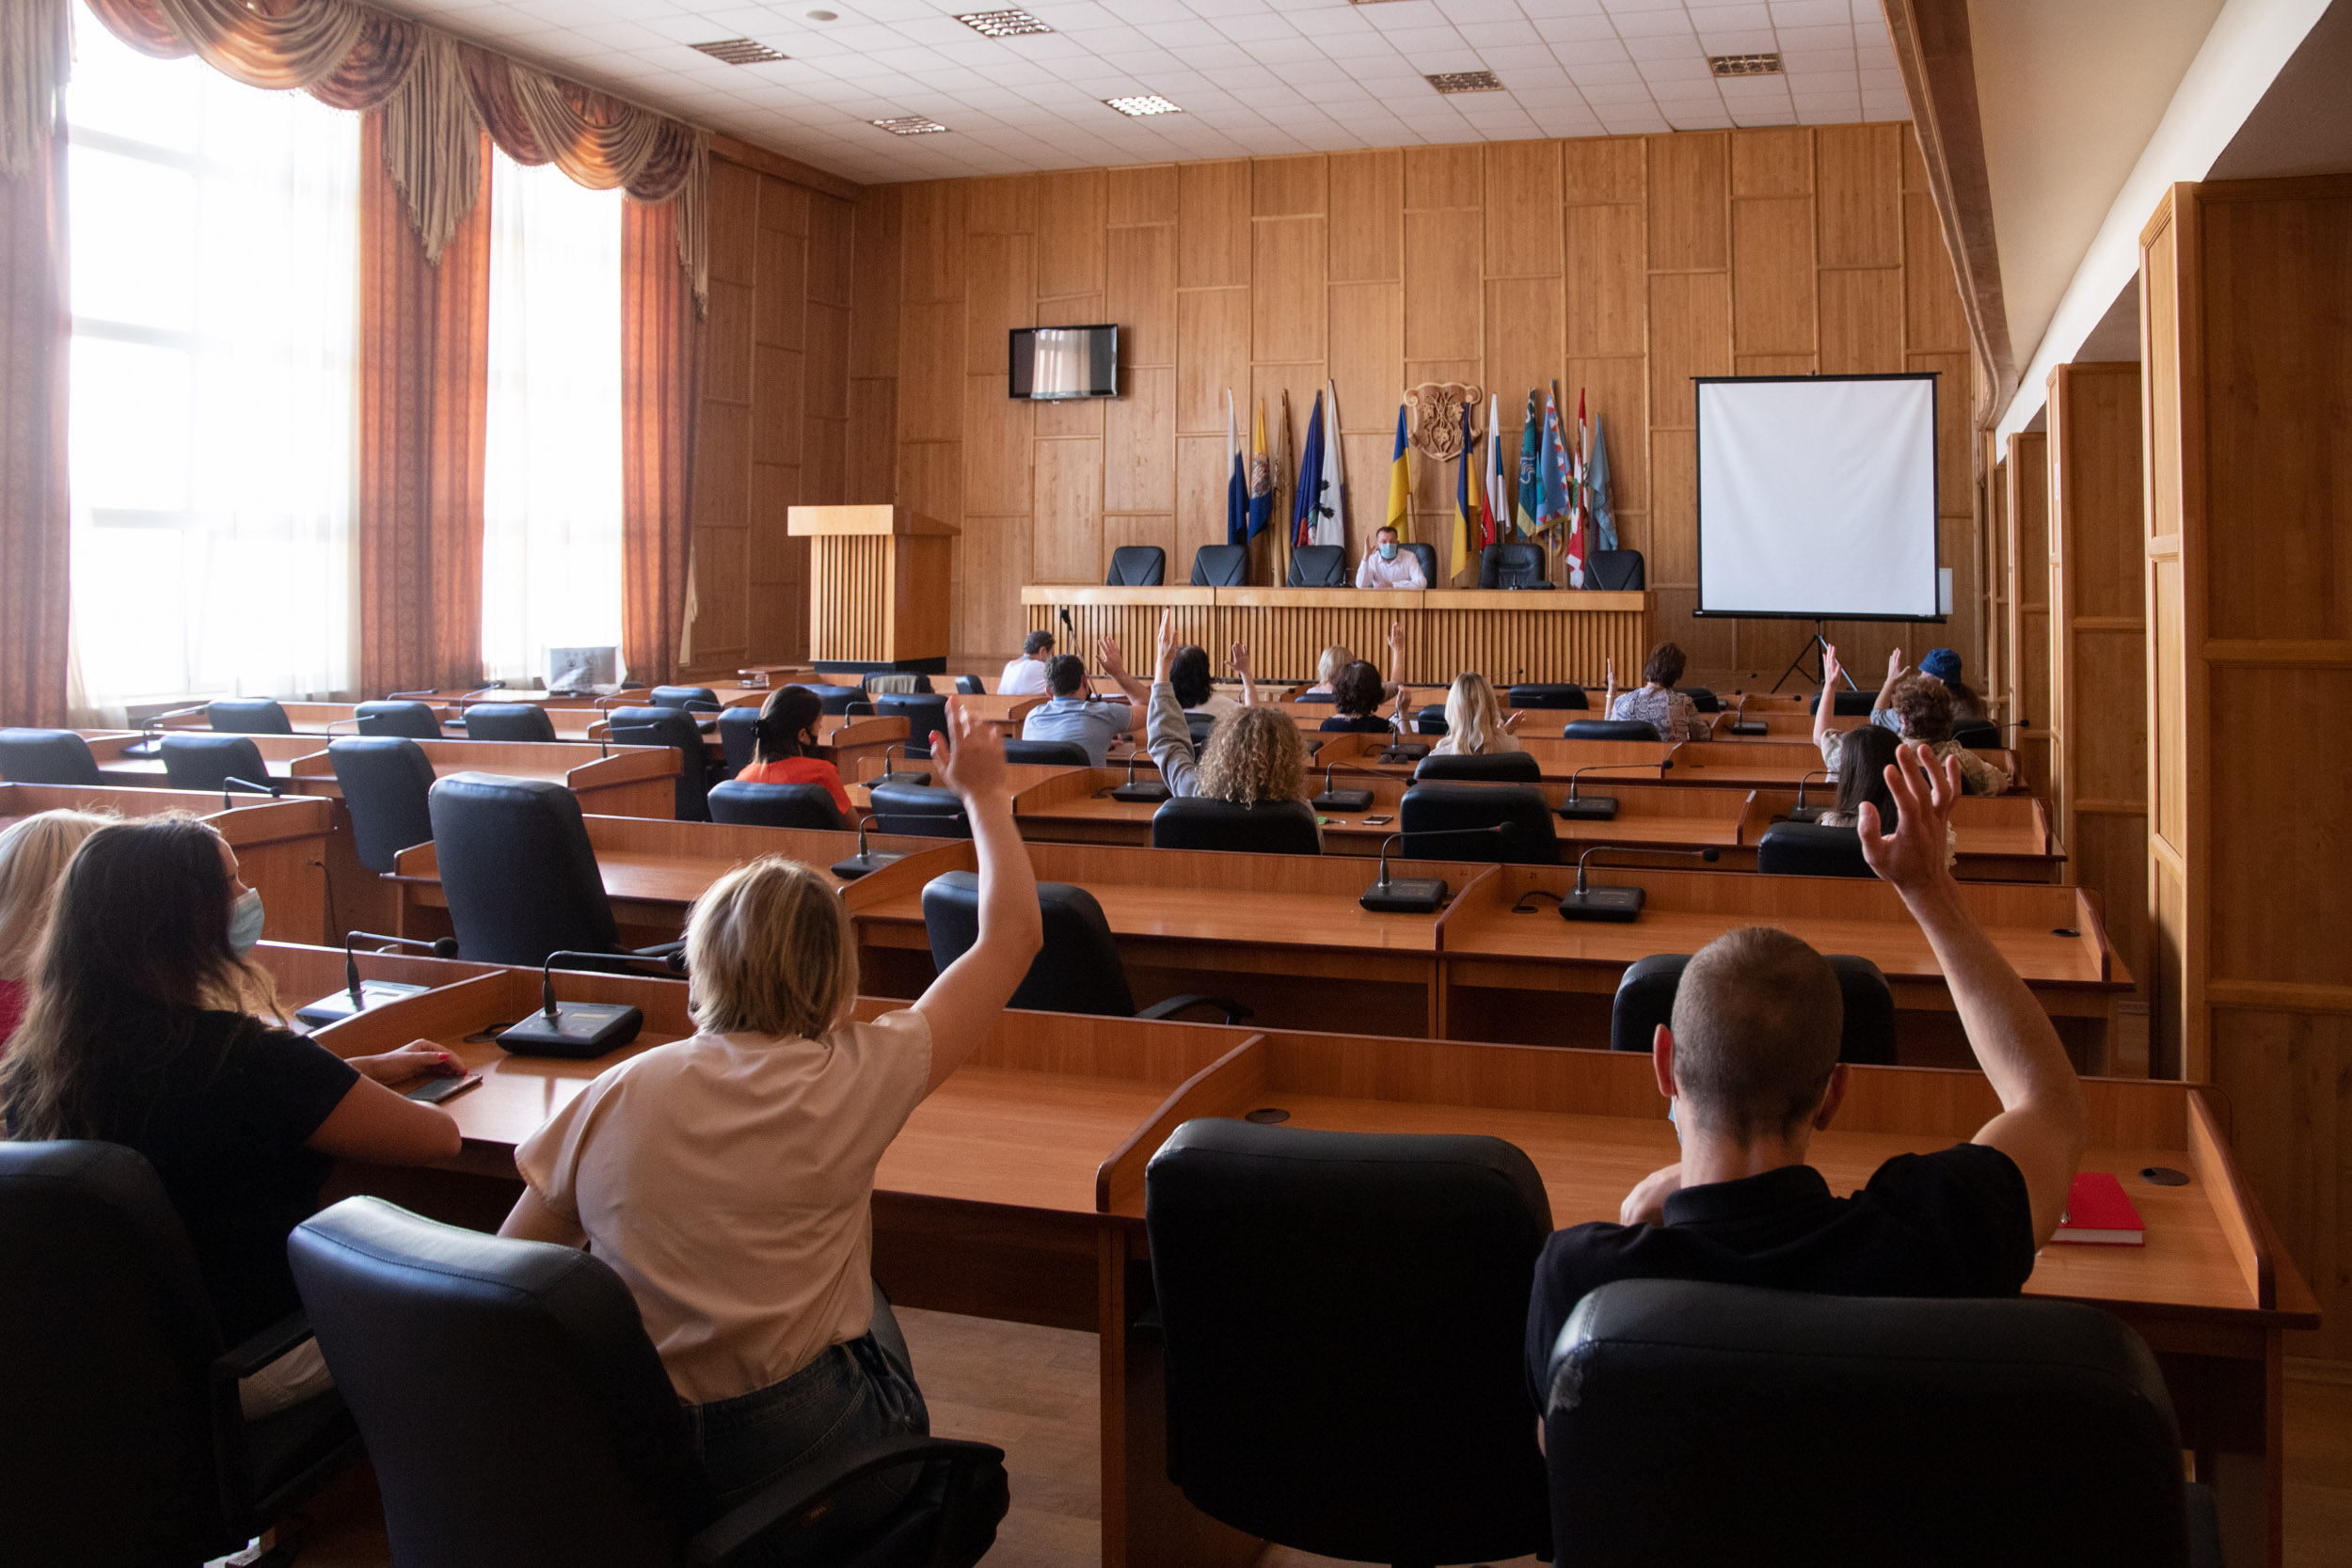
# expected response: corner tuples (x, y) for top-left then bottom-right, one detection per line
(1771, 621), (1860, 694)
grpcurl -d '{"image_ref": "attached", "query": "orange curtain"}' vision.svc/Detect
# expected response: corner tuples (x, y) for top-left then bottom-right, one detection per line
(356, 115), (489, 694)
(620, 194), (700, 688)
(0, 127), (69, 728)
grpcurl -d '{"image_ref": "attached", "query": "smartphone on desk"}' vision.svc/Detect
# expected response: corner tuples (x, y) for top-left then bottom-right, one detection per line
(405, 1073), (482, 1104)
(1362, 814), (1394, 826)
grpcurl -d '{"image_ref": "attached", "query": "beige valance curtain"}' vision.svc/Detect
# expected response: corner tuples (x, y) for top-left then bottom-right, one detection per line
(81, 0), (707, 311)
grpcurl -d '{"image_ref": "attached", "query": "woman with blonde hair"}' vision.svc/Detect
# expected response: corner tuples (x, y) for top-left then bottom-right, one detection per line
(0, 809), (112, 1050)
(501, 702), (1042, 1546)
(1430, 673), (1522, 757)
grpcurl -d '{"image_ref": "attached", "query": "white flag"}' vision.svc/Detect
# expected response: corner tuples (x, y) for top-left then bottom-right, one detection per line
(1315, 378), (1346, 547)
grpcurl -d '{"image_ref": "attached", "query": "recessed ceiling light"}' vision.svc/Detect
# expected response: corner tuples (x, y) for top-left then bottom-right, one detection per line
(958, 9), (1052, 38)
(1709, 53), (1784, 76)
(1426, 71), (1503, 94)
(1104, 94), (1183, 117)
(805, 9), (837, 19)
(691, 39), (788, 65)
(872, 116), (950, 135)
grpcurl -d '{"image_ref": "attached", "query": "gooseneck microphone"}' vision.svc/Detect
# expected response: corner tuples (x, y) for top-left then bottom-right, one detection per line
(874, 742), (930, 790)
(495, 950), (680, 1057)
(1724, 693), (1768, 736)
(1558, 754), (1677, 821)
(1311, 760), (1386, 813)
(294, 931), (461, 1028)
(220, 775), (281, 811)
(125, 703), (210, 758)
(831, 814), (904, 880)
(1559, 844), (1722, 922)
(1108, 749), (1169, 803)
(1359, 824), (1508, 913)
(1786, 768), (1836, 823)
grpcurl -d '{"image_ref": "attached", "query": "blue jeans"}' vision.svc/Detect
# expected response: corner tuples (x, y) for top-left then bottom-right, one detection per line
(684, 1288), (930, 1559)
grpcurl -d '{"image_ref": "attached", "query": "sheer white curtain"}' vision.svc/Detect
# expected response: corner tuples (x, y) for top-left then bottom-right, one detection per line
(65, 21), (360, 714)
(481, 152), (624, 684)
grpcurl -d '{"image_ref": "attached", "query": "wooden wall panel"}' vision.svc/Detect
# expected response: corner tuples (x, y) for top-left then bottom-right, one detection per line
(2005, 432), (2053, 799)
(852, 120), (1976, 683)
(1904, 191), (1968, 352)
(961, 374), (1032, 515)
(1031, 440), (1102, 583)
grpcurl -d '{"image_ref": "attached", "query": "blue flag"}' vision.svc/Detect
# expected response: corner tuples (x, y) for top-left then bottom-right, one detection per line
(1514, 390), (1540, 540)
(1293, 392), (1326, 548)
(1587, 414), (1617, 552)
(1225, 391), (1247, 547)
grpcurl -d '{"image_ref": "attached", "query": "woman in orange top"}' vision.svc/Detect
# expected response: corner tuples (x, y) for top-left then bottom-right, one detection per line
(734, 687), (856, 818)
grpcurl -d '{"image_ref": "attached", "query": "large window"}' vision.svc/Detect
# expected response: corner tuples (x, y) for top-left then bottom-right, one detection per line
(65, 20), (359, 712)
(481, 153), (624, 684)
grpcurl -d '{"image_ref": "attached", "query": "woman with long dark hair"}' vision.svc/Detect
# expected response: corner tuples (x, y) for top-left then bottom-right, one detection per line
(1, 817), (464, 1415)
(735, 685), (856, 817)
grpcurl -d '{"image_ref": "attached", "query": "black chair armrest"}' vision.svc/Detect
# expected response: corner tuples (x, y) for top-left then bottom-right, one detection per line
(215, 1309), (317, 1381)
(207, 1308), (322, 1513)
(685, 1433), (1007, 1568)
(1136, 994), (1253, 1025)
(627, 941), (688, 963)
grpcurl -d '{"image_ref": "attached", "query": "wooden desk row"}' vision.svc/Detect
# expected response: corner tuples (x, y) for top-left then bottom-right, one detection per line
(263, 942), (2312, 1568)
(383, 820), (2130, 1072)
(1305, 730), (2022, 793)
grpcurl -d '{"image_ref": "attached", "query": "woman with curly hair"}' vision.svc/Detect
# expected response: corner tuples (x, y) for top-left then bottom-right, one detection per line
(1129, 611), (1322, 846)
(1816, 644), (2007, 796)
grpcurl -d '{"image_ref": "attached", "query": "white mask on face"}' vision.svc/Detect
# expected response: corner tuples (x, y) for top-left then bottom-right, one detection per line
(228, 887), (265, 955)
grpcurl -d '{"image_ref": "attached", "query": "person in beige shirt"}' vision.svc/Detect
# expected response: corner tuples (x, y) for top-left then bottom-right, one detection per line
(501, 699), (1043, 1549)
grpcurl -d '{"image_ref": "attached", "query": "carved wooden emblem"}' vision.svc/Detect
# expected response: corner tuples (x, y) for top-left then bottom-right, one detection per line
(1406, 382), (1483, 461)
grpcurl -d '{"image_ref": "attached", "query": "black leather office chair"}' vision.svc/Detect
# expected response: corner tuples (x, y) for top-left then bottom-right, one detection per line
(462, 702), (558, 742)
(1757, 820), (1874, 879)
(426, 774), (674, 968)
(1413, 705), (1448, 736)
(650, 684), (721, 714)
(921, 873), (1248, 1022)
(956, 674), (985, 694)
(1288, 545), (1347, 588)
(1508, 683), (1587, 710)
(1609, 952), (1897, 1065)
(707, 779), (845, 831)
(798, 683), (866, 716)
(207, 697), (293, 735)
(1191, 544), (1248, 587)
(1002, 739), (1090, 767)
(1585, 547), (1645, 590)
(1480, 542), (1551, 590)
(605, 706), (711, 822)
(160, 733), (273, 795)
(1811, 689), (1876, 717)
(1150, 796), (1322, 854)
(1144, 1119), (1551, 1567)
(868, 782), (970, 839)
(1399, 782), (1559, 864)
(1541, 1279), (2221, 1568)
(1954, 721), (2001, 750)
(1565, 718), (1661, 741)
(0, 1141), (362, 1567)
(1184, 712), (1216, 750)
(354, 699), (443, 739)
(329, 738), (437, 876)
(1106, 545), (1167, 586)
(289, 1197), (1008, 1568)
(0, 727), (102, 784)
(1682, 686), (1721, 713)
(716, 706), (761, 774)
(875, 694), (950, 761)
(1415, 750), (1541, 783)
(1293, 690), (1337, 704)
(1401, 541), (1440, 588)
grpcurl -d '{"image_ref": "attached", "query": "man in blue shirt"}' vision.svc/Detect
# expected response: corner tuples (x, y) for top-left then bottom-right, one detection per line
(1017, 653), (1136, 766)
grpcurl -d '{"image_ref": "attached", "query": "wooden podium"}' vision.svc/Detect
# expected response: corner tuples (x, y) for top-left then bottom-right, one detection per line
(787, 504), (960, 673)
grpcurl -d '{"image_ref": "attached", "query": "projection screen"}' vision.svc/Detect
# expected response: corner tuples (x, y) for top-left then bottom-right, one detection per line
(1694, 374), (1941, 621)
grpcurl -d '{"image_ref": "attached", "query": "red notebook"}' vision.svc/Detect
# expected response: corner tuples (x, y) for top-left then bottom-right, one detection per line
(2052, 1172), (2145, 1245)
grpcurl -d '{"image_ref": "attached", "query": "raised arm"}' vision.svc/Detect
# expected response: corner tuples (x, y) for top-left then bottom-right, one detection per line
(1872, 645), (1907, 715)
(1858, 745), (2086, 1245)
(1229, 640), (1256, 707)
(1603, 655), (1617, 714)
(1812, 642), (1843, 754)
(912, 701), (1044, 1090)
(1385, 618), (1406, 691)
(1096, 634), (1148, 709)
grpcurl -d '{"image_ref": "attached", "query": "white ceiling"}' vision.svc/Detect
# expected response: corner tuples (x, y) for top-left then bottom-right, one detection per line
(375, 0), (1907, 184)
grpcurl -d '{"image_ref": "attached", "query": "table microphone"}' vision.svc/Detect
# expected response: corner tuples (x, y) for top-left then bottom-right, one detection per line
(1558, 755), (1677, 822)
(1107, 751), (1169, 803)
(1783, 769), (1835, 824)
(873, 742), (930, 790)
(496, 950), (680, 1057)
(1311, 760), (1386, 813)
(1358, 824), (1507, 913)
(1559, 844), (1721, 922)
(831, 814), (904, 880)
(1724, 693), (1768, 736)
(123, 703), (210, 758)
(220, 776), (281, 811)
(295, 931), (460, 1027)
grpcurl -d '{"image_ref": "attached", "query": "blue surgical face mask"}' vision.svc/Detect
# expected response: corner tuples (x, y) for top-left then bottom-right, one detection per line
(1666, 1096), (1681, 1145)
(228, 888), (265, 956)
(1378, 541), (1397, 561)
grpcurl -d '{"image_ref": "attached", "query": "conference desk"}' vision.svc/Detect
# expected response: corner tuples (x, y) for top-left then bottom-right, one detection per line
(0, 783), (330, 943)
(1311, 731), (2022, 792)
(387, 816), (969, 947)
(1022, 585), (1651, 689)
(268, 943), (2311, 1568)
(1000, 768), (2064, 882)
(84, 731), (678, 816)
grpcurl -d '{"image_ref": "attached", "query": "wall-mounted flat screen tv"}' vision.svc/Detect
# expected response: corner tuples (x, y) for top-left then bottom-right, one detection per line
(1009, 325), (1118, 399)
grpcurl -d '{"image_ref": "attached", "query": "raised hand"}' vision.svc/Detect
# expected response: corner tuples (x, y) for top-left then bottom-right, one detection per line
(1386, 617), (1406, 656)
(1153, 608), (1178, 683)
(1857, 741), (1961, 895)
(1228, 640), (1251, 677)
(1097, 635), (1128, 682)
(1885, 646), (1906, 681)
(1821, 641), (1843, 691)
(930, 698), (1007, 807)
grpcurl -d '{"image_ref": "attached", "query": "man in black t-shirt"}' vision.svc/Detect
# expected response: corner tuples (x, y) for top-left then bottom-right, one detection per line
(1525, 744), (2090, 1398)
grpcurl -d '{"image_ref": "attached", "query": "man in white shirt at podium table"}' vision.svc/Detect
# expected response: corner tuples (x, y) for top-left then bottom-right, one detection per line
(1356, 525), (1426, 590)
(998, 629), (1054, 695)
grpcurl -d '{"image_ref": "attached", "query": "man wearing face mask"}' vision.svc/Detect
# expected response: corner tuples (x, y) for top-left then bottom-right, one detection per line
(1521, 747), (2088, 1406)
(0, 817), (469, 1418)
(1354, 525), (1427, 590)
